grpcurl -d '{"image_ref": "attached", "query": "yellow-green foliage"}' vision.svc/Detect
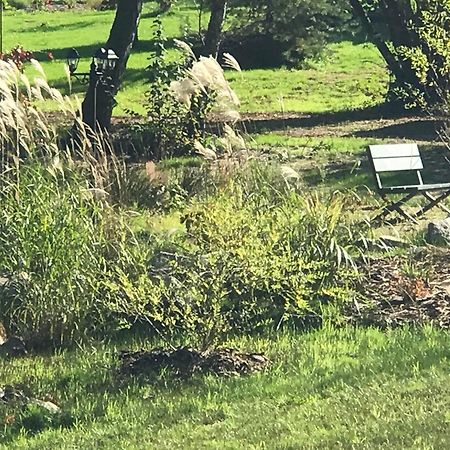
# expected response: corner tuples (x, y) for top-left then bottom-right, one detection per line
(139, 182), (360, 349)
(395, 0), (450, 106)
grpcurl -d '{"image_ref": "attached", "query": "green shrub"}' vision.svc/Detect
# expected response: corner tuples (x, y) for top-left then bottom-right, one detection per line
(86, 0), (104, 9)
(226, 0), (353, 67)
(136, 174), (361, 349)
(6, 0), (32, 10)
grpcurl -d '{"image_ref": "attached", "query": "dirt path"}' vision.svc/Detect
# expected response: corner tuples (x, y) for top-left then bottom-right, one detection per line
(108, 105), (446, 144)
(239, 110), (444, 143)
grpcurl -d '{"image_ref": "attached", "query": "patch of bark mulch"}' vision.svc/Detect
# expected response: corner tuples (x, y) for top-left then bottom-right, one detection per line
(118, 347), (270, 379)
(351, 248), (450, 329)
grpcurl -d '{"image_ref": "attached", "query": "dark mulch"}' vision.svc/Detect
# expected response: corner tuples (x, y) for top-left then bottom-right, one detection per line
(351, 248), (450, 328)
(118, 347), (270, 379)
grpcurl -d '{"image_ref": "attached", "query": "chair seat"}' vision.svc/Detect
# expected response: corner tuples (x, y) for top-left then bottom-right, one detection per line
(381, 183), (450, 192)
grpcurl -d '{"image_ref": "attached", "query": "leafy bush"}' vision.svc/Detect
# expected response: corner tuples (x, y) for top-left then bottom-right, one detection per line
(133, 170), (361, 349)
(225, 0), (353, 67)
(141, 20), (241, 159)
(5, 0), (33, 10)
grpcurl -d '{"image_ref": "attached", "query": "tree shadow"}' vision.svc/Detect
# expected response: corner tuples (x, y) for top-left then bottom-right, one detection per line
(35, 44), (106, 62)
(239, 104), (446, 144)
(37, 37), (178, 63)
(14, 20), (99, 35)
(241, 104), (410, 134)
(300, 158), (372, 191)
(353, 119), (442, 141)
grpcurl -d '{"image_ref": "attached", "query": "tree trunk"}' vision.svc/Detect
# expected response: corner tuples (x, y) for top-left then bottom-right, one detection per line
(203, 0), (227, 58)
(81, 0), (143, 131)
(349, 0), (443, 104)
(348, 0), (403, 80)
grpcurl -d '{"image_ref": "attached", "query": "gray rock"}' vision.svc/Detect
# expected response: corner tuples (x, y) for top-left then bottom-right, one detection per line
(0, 336), (27, 357)
(426, 218), (450, 245)
(32, 399), (61, 414)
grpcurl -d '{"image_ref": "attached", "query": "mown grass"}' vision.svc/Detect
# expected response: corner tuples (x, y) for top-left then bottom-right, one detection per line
(2, 326), (450, 449)
(3, 6), (388, 115)
(229, 42), (388, 113)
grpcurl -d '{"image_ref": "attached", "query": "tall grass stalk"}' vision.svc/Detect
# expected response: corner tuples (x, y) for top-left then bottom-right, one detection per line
(0, 60), (148, 348)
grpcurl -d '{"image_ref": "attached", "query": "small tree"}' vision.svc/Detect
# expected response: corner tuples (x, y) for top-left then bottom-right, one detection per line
(349, 0), (450, 107)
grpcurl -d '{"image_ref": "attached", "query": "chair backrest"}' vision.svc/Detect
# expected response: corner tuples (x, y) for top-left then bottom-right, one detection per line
(368, 144), (423, 173)
(367, 143), (423, 191)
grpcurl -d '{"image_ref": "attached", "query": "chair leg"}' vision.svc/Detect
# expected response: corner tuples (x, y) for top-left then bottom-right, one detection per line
(390, 204), (419, 224)
(417, 191), (450, 217)
(374, 192), (418, 224)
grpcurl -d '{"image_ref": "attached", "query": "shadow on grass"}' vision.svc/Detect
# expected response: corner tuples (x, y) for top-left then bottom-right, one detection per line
(354, 119), (442, 141)
(15, 19), (101, 36)
(39, 35), (180, 63)
(300, 159), (372, 191)
(240, 104), (444, 142)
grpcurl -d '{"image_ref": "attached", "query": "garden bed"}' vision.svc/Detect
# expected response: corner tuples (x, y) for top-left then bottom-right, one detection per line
(352, 249), (450, 329)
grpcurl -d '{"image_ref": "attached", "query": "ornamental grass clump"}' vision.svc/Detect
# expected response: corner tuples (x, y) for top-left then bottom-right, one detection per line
(0, 60), (152, 348)
(144, 20), (243, 160)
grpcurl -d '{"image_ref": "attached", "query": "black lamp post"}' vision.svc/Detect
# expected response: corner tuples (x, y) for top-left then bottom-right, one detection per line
(67, 46), (119, 132)
(66, 48), (81, 77)
(93, 47), (119, 73)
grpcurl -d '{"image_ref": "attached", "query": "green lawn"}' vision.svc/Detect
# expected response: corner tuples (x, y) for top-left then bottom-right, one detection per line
(2, 326), (450, 449)
(4, 7), (445, 449)
(229, 42), (388, 114)
(3, 5), (389, 115)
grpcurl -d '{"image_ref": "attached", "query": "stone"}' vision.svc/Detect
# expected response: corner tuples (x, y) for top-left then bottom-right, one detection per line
(426, 218), (450, 245)
(0, 336), (27, 358)
(32, 399), (61, 414)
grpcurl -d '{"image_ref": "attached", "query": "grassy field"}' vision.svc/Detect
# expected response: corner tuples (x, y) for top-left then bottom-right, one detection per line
(3, 5), (388, 115)
(2, 326), (450, 449)
(2, 3), (450, 449)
